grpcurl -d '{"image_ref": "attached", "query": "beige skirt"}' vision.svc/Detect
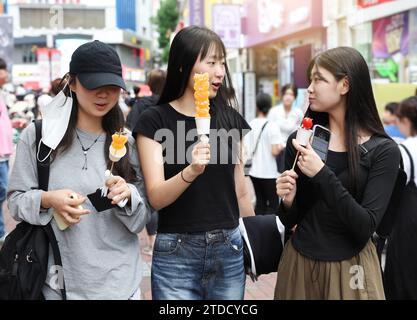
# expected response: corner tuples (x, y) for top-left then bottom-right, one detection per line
(274, 239), (385, 300)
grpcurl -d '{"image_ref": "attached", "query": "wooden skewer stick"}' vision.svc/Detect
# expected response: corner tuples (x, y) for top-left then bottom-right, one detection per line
(110, 161), (115, 173)
(282, 150), (300, 203)
(291, 150), (300, 171)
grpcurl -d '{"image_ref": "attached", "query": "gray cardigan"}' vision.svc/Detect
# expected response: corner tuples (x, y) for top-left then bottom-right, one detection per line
(7, 123), (151, 299)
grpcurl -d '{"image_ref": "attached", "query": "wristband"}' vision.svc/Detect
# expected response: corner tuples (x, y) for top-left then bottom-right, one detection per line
(181, 169), (193, 184)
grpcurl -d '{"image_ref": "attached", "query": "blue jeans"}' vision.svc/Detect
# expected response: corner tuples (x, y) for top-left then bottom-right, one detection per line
(151, 227), (245, 300)
(0, 161), (9, 237)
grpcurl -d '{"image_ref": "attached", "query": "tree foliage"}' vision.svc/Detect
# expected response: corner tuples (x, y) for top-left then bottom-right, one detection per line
(152, 0), (179, 63)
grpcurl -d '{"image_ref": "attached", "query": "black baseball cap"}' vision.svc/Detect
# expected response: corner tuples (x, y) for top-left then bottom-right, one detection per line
(69, 40), (126, 91)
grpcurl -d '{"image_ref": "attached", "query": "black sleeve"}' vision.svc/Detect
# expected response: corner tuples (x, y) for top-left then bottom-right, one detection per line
(277, 131), (301, 228)
(126, 107), (137, 130)
(310, 139), (401, 244)
(227, 106), (251, 139)
(132, 107), (162, 141)
(126, 99), (146, 131)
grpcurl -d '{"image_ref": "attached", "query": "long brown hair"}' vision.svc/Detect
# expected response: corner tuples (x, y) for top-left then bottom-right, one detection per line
(305, 47), (389, 196)
(53, 73), (133, 180)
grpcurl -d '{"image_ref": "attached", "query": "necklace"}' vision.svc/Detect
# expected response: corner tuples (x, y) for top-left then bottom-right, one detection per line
(75, 130), (103, 170)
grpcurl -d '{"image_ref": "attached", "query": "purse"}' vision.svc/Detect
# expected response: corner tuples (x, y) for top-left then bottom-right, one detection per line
(0, 120), (66, 300)
(244, 121), (268, 176)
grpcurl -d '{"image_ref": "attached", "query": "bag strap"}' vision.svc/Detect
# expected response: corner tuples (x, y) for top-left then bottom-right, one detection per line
(399, 144), (415, 182)
(34, 120), (50, 191)
(251, 121), (268, 158)
(34, 120), (67, 300)
(360, 135), (404, 169)
(43, 225), (66, 300)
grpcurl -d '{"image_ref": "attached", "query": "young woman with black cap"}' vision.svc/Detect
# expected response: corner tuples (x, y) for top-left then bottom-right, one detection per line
(134, 26), (254, 300)
(7, 40), (151, 299)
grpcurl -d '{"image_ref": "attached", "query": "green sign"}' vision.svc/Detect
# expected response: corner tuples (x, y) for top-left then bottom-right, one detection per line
(374, 58), (399, 82)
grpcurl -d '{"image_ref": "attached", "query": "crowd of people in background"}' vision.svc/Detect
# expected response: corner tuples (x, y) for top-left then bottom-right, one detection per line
(1, 26), (417, 300)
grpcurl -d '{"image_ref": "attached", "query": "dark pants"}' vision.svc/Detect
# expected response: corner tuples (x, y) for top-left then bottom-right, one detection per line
(250, 176), (279, 215)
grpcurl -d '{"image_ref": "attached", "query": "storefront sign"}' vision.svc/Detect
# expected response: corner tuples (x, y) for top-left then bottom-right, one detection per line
(357, 0), (394, 8)
(374, 58), (399, 82)
(243, 0), (323, 48)
(372, 11), (409, 58)
(212, 4), (241, 49)
(12, 64), (40, 84)
(124, 67), (145, 82)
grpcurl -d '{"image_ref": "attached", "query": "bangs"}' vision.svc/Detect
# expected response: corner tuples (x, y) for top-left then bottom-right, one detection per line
(199, 38), (226, 61)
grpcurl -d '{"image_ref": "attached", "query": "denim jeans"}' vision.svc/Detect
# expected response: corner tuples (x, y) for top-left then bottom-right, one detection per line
(0, 161), (9, 237)
(151, 226), (245, 300)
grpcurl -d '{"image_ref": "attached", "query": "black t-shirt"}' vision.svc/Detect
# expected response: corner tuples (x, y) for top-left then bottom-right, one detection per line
(133, 103), (251, 233)
(279, 132), (401, 261)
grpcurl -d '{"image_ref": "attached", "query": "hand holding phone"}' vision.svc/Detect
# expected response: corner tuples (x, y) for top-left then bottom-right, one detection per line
(311, 125), (331, 163)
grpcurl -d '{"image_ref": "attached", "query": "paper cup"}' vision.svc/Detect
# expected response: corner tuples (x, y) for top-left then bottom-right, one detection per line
(296, 128), (312, 146)
(109, 145), (127, 162)
(195, 117), (211, 136)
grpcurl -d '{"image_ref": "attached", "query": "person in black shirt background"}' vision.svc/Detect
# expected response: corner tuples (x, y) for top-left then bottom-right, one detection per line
(275, 47), (400, 300)
(126, 69), (166, 130)
(134, 26), (254, 300)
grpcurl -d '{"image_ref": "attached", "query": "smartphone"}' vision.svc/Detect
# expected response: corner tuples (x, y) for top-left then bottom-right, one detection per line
(311, 125), (331, 163)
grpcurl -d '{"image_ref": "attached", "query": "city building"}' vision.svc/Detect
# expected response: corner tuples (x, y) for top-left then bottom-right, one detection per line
(6, 0), (156, 91)
(325, 0), (417, 84)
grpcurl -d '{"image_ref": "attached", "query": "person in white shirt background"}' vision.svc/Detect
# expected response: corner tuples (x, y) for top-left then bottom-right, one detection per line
(245, 93), (283, 215)
(268, 84), (303, 173)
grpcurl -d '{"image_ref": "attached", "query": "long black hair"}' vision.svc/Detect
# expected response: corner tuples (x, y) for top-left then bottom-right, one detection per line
(305, 47), (388, 196)
(159, 26), (241, 131)
(53, 73), (133, 181)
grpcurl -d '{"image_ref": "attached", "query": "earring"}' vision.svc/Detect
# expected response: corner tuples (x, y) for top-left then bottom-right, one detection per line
(179, 67), (182, 73)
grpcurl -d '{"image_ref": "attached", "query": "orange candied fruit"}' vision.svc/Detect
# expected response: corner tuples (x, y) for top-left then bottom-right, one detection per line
(111, 133), (128, 150)
(193, 73), (210, 118)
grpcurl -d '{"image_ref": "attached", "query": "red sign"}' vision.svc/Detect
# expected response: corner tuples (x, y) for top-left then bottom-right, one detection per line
(357, 0), (394, 8)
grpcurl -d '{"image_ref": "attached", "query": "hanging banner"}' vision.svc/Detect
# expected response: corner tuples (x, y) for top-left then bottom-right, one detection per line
(372, 11), (409, 59)
(37, 48), (51, 90)
(189, 0), (204, 26)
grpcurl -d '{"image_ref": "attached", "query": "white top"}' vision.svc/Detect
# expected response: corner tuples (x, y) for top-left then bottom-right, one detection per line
(267, 103), (304, 146)
(400, 136), (417, 185)
(245, 118), (282, 179)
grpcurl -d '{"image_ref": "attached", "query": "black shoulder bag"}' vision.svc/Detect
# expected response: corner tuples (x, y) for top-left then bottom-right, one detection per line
(0, 120), (66, 300)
